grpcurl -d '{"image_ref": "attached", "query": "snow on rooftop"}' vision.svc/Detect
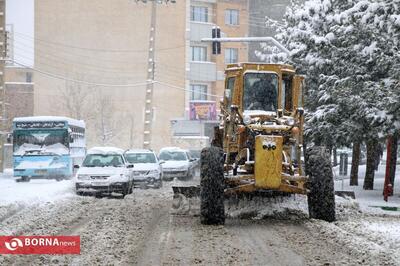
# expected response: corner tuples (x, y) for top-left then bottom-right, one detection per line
(13, 116), (85, 128)
(87, 147), (124, 155)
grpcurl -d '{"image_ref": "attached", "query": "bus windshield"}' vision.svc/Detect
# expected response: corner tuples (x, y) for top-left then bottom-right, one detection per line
(243, 72), (278, 112)
(13, 129), (69, 156)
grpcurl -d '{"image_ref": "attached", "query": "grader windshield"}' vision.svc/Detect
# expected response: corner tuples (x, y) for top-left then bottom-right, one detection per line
(243, 72), (278, 112)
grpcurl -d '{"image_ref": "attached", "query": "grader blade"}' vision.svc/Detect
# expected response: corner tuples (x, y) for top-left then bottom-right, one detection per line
(334, 190), (356, 199)
(171, 186), (201, 216)
(172, 185), (200, 198)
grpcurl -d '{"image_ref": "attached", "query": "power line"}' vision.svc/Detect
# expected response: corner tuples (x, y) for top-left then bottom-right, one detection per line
(13, 39), (149, 66)
(13, 52), (149, 85)
(11, 60), (151, 88)
(9, 60), (221, 99)
(14, 31), (186, 54)
(154, 80), (221, 99)
(13, 46), (148, 75)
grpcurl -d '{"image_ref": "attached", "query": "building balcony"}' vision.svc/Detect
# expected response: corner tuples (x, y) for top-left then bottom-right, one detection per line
(190, 21), (214, 42)
(189, 61), (217, 82)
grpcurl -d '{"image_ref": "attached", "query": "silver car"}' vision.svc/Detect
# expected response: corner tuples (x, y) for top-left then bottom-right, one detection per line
(158, 147), (196, 181)
(124, 149), (163, 188)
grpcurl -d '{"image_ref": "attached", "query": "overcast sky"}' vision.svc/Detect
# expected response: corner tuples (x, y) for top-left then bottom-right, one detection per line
(7, 0), (34, 65)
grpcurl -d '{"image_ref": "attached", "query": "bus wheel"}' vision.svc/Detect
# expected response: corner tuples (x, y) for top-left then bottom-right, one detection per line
(16, 176), (30, 183)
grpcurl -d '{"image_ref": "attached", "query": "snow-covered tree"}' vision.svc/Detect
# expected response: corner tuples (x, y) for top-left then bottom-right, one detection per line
(258, 0), (400, 189)
(92, 89), (118, 146)
(58, 80), (93, 121)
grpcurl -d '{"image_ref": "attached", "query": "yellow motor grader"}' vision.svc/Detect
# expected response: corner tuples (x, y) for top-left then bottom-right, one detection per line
(173, 63), (335, 225)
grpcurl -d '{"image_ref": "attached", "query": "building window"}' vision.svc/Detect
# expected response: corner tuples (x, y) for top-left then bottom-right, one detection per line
(191, 6), (208, 22)
(191, 46), (207, 61)
(190, 84), (207, 100)
(225, 9), (239, 25)
(26, 72), (32, 83)
(225, 48), (238, 64)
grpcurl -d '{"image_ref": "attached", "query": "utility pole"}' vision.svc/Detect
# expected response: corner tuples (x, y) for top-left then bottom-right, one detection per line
(0, 0), (6, 172)
(143, 0), (157, 149)
(135, 0), (176, 149)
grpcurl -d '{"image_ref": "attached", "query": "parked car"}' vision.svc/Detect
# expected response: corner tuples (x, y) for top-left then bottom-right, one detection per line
(124, 149), (163, 188)
(74, 147), (134, 198)
(188, 149), (201, 169)
(158, 147), (196, 181)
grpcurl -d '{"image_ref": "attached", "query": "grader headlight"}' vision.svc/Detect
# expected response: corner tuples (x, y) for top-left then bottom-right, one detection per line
(285, 117), (295, 126)
(243, 115), (251, 125)
(262, 140), (276, 150)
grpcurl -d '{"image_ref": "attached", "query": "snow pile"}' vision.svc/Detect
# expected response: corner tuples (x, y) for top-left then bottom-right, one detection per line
(0, 177), (75, 206)
(226, 195), (309, 220)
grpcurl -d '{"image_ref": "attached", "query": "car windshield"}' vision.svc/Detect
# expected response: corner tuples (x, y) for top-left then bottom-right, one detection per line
(243, 72), (278, 112)
(82, 154), (125, 167)
(125, 153), (156, 164)
(159, 151), (187, 161)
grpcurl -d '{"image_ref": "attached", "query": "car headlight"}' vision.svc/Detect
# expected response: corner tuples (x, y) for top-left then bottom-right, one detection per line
(77, 174), (90, 180)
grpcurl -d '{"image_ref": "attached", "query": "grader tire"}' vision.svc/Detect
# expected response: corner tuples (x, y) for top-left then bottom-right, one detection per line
(305, 146), (336, 222)
(200, 146), (225, 225)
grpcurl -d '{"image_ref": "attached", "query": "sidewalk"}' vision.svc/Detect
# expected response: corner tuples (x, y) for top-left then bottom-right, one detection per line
(334, 164), (400, 213)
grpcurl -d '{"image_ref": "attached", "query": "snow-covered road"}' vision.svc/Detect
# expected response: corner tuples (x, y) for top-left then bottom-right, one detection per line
(0, 174), (74, 205)
(0, 168), (399, 265)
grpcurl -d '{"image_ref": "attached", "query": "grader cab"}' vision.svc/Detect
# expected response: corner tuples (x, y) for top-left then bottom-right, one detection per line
(173, 63), (335, 225)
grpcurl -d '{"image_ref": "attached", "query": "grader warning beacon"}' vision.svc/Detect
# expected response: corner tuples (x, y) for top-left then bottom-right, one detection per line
(173, 63), (335, 225)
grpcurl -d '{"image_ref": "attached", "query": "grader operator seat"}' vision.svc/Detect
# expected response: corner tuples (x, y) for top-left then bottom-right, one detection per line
(244, 73), (278, 112)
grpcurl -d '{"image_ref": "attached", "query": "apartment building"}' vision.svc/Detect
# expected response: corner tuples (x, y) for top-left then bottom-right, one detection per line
(34, 0), (252, 150)
(172, 0), (249, 146)
(34, 0), (187, 150)
(4, 66), (34, 131)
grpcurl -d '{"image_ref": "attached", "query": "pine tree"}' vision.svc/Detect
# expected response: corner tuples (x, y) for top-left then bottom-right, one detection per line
(257, 0), (400, 189)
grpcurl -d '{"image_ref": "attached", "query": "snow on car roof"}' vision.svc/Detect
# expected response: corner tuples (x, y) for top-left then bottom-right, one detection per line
(125, 149), (154, 154)
(87, 147), (124, 155)
(159, 147), (187, 153)
(13, 116), (85, 128)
